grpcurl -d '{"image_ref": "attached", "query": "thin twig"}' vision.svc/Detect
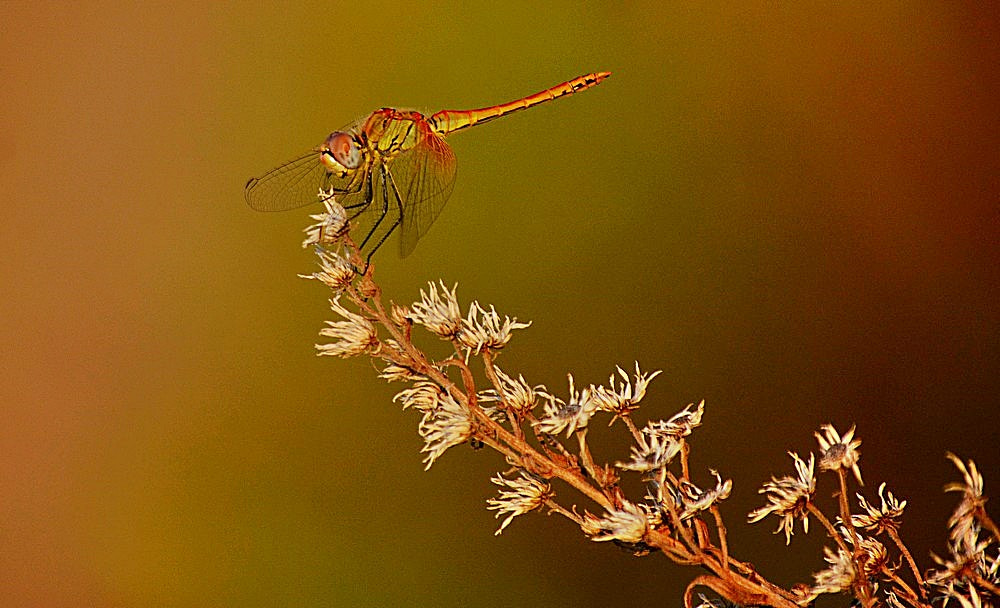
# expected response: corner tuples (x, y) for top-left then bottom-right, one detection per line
(710, 506), (730, 572)
(886, 526), (926, 598)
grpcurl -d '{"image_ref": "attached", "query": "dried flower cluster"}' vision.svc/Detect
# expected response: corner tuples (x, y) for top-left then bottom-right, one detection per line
(295, 195), (997, 608)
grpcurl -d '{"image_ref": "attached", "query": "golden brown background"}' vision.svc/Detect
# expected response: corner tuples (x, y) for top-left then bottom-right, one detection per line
(2, 2), (997, 606)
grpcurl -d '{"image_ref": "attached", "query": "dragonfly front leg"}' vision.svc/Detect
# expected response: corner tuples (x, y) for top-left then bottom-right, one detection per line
(342, 164), (374, 216)
(315, 174), (365, 246)
(320, 168), (374, 273)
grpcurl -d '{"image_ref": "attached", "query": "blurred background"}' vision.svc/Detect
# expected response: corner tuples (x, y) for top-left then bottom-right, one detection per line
(2, 2), (997, 606)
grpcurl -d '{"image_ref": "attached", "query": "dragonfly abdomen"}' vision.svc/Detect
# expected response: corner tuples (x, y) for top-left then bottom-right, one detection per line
(428, 71), (610, 136)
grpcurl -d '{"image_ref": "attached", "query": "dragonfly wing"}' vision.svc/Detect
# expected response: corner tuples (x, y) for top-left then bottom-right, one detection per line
(390, 132), (457, 258)
(245, 151), (333, 212)
(245, 116), (369, 212)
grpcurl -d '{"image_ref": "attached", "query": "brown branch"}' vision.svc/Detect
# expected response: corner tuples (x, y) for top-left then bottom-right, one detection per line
(621, 414), (644, 446)
(886, 526), (926, 598)
(710, 506), (730, 572)
(835, 470), (876, 608)
(808, 503), (852, 557)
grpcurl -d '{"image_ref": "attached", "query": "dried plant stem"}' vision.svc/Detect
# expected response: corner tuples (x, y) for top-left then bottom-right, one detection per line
(710, 506), (730, 571)
(835, 470), (876, 608)
(645, 527), (698, 565)
(683, 569), (799, 608)
(680, 440), (691, 480)
(693, 516), (711, 548)
(491, 410), (611, 509)
(621, 414), (644, 446)
(440, 357), (477, 396)
(303, 211), (997, 608)
(659, 509), (799, 608)
(886, 526), (926, 598)
(545, 499), (581, 524)
(836, 470), (860, 546)
(667, 498), (701, 555)
(480, 350), (525, 441)
(809, 503), (851, 556)
(574, 429), (601, 486)
(727, 559), (800, 604)
(352, 277), (615, 511)
(883, 568), (926, 608)
(479, 349), (503, 394)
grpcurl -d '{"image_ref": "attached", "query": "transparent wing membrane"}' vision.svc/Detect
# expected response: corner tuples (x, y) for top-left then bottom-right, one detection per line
(390, 131), (457, 258)
(245, 119), (368, 212)
(246, 131), (457, 258)
(245, 151), (331, 212)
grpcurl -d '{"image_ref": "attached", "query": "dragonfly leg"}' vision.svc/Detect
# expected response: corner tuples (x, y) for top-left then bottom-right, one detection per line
(356, 176), (388, 254)
(362, 165), (405, 269)
(330, 169), (375, 274)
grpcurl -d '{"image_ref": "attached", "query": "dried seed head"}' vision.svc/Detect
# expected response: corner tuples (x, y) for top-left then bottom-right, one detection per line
(944, 453), (987, 547)
(418, 391), (472, 469)
(645, 400), (705, 439)
(379, 363), (421, 383)
(676, 470), (733, 520)
(315, 296), (379, 357)
(487, 471), (554, 535)
(855, 535), (891, 579)
(591, 362), (662, 420)
(853, 482), (907, 534)
(807, 546), (857, 601)
(747, 452), (816, 544)
(617, 430), (682, 473)
(302, 194), (349, 248)
(839, 525), (893, 579)
(477, 365), (541, 417)
(533, 374), (597, 437)
(580, 501), (650, 543)
(456, 301), (531, 354)
(390, 303), (412, 327)
(393, 381), (444, 412)
(410, 281), (462, 338)
(815, 424), (863, 487)
(300, 246), (356, 292)
(927, 525), (994, 590)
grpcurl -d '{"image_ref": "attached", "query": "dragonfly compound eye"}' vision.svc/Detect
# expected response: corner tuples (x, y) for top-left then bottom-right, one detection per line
(322, 131), (361, 170)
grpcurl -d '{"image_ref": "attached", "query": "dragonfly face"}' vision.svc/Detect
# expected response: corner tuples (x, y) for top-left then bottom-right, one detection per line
(319, 131), (365, 177)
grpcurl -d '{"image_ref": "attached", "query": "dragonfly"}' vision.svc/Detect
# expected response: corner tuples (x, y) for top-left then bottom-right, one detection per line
(245, 72), (610, 263)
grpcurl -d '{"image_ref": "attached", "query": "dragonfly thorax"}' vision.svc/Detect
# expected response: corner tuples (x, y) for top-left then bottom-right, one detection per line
(363, 109), (428, 160)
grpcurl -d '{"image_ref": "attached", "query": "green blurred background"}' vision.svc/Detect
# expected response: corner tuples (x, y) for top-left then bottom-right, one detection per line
(2, 2), (997, 606)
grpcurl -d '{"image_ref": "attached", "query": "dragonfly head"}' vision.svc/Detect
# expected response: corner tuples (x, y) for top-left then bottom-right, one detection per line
(320, 131), (363, 175)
